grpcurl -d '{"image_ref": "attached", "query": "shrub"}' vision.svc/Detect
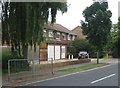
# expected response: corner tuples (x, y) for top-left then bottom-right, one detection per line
(2, 51), (30, 73)
(68, 38), (94, 58)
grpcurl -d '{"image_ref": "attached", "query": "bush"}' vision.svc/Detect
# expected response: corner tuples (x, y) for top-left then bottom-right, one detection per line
(68, 38), (94, 58)
(2, 51), (30, 73)
(89, 51), (105, 58)
(111, 47), (118, 58)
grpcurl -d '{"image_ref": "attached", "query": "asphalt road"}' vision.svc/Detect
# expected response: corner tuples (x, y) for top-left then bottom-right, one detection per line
(27, 63), (118, 86)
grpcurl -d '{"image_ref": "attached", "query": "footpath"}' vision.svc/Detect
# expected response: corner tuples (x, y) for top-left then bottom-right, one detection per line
(2, 58), (118, 87)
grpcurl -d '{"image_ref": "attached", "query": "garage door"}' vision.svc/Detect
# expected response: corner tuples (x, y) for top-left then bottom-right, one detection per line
(48, 45), (54, 60)
(61, 46), (65, 58)
(55, 45), (60, 60)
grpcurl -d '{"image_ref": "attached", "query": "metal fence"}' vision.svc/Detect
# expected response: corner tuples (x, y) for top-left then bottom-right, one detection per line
(8, 58), (54, 81)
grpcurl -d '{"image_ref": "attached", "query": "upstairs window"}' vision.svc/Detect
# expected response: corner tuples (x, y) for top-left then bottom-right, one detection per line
(68, 34), (71, 40)
(72, 35), (75, 40)
(62, 33), (66, 40)
(43, 30), (46, 37)
(56, 32), (60, 40)
(48, 30), (53, 38)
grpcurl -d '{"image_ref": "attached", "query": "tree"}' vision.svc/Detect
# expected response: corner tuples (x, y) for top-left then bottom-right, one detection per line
(111, 17), (120, 58)
(1, 2), (67, 58)
(118, 17), (120, 58)
(81, 1), (112, 63)
(103, 24), (118, 58)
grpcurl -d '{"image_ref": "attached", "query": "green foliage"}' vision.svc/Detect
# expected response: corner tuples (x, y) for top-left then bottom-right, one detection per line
(1, 2), (67, 58)
(68, 38), (93, 58)
(2, 50), (30, 74)
(111, 17), (120, 58)
(81, 2), (112, 50)
(2, 51), (24, 73)
(58, 63), (108, 72)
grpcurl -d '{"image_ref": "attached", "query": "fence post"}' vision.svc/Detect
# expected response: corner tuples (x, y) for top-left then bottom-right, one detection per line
(8, 60), (10, 81)
(51, 58), (54, 75)
(32, 59), (35, 76)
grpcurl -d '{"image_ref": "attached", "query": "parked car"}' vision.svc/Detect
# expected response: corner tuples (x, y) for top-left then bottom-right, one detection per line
(78, 51), (89, 59)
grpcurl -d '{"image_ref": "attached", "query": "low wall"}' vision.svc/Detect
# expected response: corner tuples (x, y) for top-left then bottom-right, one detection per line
(53, 59), (91, 68)
(38, 59), (91, 69)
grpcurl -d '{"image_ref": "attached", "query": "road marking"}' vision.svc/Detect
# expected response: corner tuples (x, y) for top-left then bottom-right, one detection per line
(24, 64), (116, 86)
(91, 74), (116, 84)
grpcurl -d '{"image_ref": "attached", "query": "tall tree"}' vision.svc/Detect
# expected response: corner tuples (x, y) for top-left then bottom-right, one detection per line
(1, 2), (67, 58)
(118, 17), (120, 58)
(103, 24), (118, 58)
(81, 1), (112, 63)
(112, 17), (120, 58)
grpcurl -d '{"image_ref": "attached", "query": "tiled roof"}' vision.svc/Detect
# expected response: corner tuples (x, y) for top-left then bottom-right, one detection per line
(44, 22), (77, 35)
(72, 26), (87, 39)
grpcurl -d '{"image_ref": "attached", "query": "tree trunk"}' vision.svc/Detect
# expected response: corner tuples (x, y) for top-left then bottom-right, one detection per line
(22, 43), (28, 59)
(97, 51), (99, 64)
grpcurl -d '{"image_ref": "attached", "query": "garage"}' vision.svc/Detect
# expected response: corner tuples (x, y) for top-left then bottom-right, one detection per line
(48, 45), (54, 61)
(61, 46), (65, 59)
(55, 45), (60, 60)
(48, 45), (65, 60)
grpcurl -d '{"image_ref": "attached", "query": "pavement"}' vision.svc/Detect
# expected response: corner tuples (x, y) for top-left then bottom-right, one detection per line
(2, 58), (119, 87)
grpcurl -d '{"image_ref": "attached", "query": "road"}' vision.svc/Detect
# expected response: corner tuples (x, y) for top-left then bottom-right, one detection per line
(26, 63), (118, 86)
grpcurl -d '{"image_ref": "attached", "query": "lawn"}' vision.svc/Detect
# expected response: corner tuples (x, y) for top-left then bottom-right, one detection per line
(58, 63), (109, 72)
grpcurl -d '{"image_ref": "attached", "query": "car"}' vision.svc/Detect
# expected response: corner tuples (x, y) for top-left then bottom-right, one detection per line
(78, 51), (89, 59)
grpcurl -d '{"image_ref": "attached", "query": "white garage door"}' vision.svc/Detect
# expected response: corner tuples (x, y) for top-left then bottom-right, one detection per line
(61, 46), (65, 58)
(55, 45), (60, 60)
(48, 45), (54, 60)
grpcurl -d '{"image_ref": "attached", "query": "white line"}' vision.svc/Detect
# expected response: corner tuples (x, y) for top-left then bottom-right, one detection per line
(91, 74), (116, 84)
(24, 64), (115, 86)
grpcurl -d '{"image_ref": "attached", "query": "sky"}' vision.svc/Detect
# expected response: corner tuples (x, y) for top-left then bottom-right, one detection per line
(55, 0), (120, 30)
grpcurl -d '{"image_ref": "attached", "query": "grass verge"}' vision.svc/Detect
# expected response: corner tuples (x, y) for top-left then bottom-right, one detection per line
(58, 63), (109, 72)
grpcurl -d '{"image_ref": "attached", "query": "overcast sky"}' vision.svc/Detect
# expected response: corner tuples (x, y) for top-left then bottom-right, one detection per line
(55, 0), (119, 30)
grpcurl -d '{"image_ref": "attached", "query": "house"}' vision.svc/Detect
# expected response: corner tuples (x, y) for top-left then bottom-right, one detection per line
(72, 26), (87, 39)
(39, 23), (77, 61)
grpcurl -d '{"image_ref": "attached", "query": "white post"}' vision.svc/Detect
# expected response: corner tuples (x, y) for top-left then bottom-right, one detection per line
(69, 55), (70, 59)
(8, 60), (10, 81)
(72, 55), (73, 59)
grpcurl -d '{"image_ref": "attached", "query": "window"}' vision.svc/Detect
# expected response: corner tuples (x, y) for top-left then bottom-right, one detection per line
(62, 33), (66, 40)
(43, 30), (46, 37)
(56, 32), (60, 40)
(48, 30), (53, 38)
(68, 34), (71, 40)
(72, 35), (75, 40)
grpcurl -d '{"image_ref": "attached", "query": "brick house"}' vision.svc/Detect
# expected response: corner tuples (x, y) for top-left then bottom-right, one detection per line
(39, 23), (77, 61)
(72, 26), (87, 39)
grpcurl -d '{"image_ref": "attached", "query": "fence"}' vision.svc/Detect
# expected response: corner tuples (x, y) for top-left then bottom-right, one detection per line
(8, 58), (54, 81)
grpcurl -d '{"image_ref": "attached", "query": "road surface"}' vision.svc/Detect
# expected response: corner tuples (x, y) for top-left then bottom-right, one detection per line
(26, 63), (118, 86)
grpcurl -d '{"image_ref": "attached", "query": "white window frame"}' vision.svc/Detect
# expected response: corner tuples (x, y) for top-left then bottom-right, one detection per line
(68, 34), (71, 40)
(43, 30), (46, 37)
(56, 32), (60, 40)
(62, 33), (66, 40)
(72, 35), (75, 40)
(48, 30), (53, 38)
